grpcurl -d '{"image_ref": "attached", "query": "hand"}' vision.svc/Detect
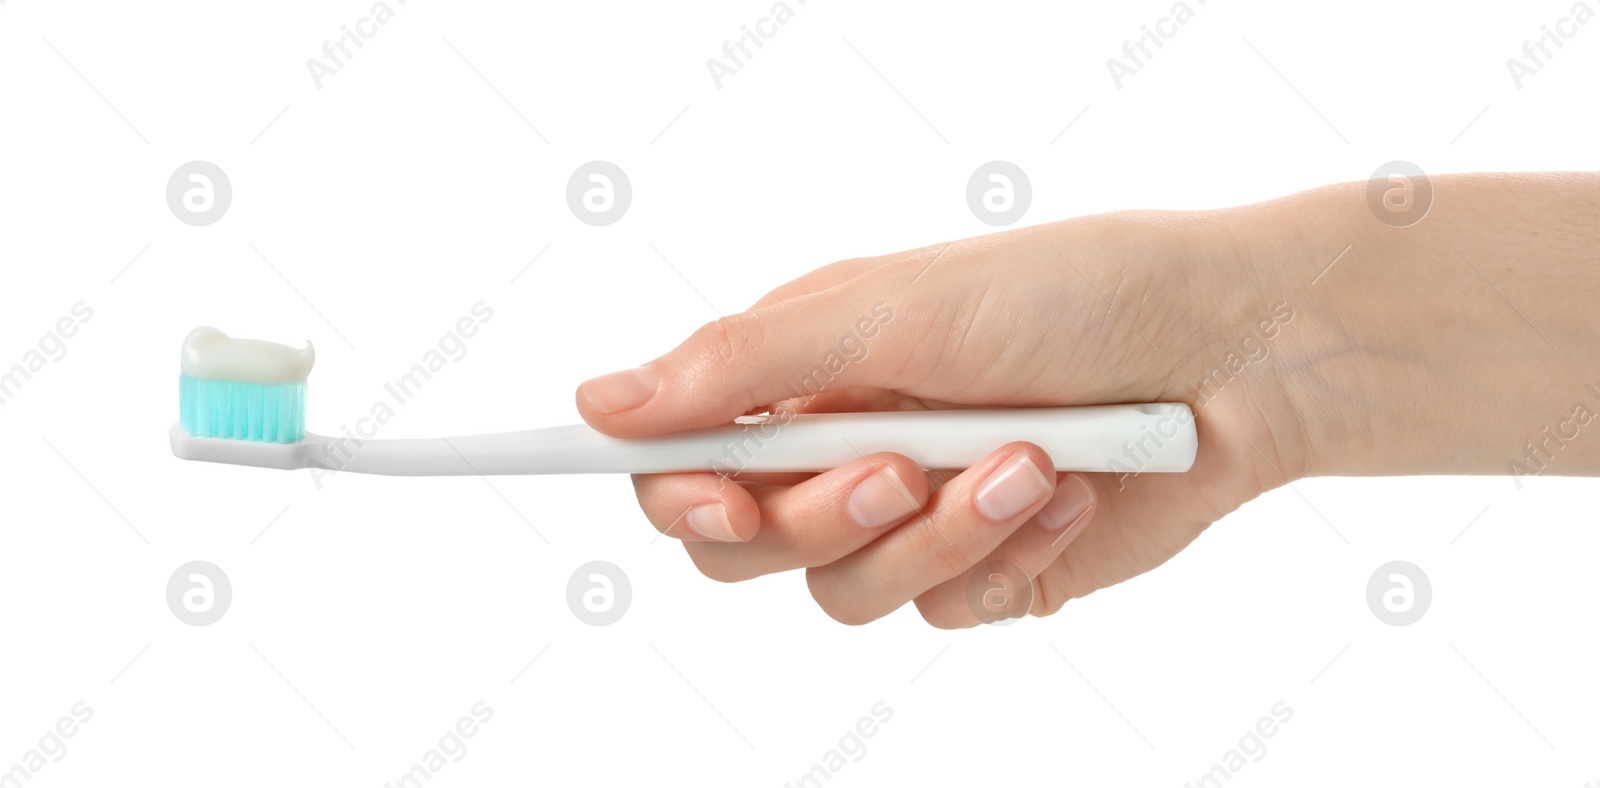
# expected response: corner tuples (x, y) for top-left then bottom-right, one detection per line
(574, 211), (1300, 627)
(575, 172), (1600, 627)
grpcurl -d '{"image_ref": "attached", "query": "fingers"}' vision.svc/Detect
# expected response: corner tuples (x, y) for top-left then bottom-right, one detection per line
(634, 445), (1108, 629)
(805, 443), (1059, 626)
(634, 453), (932, 580)
(629, 472), (762, 543)
(1030, 472), (1214, 617)
(575, 283), (911, 438)
(910, 473), (1097, 629)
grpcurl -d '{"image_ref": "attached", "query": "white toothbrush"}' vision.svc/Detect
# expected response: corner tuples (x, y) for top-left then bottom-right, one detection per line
(168, 327), (1198, 476)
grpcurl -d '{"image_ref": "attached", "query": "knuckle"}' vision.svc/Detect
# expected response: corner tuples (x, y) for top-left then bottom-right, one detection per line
(931, 544), (977, 580)
(688, 313), (770, 410)
(692, 313), (763, 373)
(921, 522), (982, 579)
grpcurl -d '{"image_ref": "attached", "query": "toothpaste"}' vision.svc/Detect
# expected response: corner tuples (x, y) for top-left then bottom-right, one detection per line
(181, 326), (314, 384)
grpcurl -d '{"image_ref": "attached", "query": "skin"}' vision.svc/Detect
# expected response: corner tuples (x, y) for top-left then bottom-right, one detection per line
(576, 172), (1600, 628)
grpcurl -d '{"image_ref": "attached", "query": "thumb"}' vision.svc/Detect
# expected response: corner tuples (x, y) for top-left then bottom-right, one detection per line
(575, 291), (901, 438)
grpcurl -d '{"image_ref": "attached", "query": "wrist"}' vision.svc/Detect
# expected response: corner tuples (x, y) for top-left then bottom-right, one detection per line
(1226, 174), (1600, 480)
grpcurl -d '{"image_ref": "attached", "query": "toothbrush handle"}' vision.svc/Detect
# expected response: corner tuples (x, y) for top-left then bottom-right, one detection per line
(324, 404), (1197, 476)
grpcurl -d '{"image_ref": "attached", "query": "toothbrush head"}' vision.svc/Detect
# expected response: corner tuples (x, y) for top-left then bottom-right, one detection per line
(176, 326), (314, 443)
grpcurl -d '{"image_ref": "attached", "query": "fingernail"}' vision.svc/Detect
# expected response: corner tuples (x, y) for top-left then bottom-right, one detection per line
(685, 503), (739, 541)
(1037, 475), (1093, 531)
(580, 366), (658, 414)
(975, 453), (1053, 521)
(848, 465), (919, 529)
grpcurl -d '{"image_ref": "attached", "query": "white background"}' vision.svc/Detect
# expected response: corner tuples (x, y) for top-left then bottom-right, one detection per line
(2, 0), (1598, 785)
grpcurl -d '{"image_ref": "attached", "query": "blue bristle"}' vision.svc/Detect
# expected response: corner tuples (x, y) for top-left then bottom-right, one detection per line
(179, 373), (306, 443)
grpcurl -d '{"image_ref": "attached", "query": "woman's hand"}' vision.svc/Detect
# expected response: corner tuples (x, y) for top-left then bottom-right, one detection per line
(575, 209), (1303, 628)
(575, 172), (1600, 627)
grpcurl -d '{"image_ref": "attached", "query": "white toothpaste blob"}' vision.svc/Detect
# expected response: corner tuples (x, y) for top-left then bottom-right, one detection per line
(181, 326), (314, 384)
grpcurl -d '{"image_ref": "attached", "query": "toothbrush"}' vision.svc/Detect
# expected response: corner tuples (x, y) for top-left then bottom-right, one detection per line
(169, 327), (1199, 476)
